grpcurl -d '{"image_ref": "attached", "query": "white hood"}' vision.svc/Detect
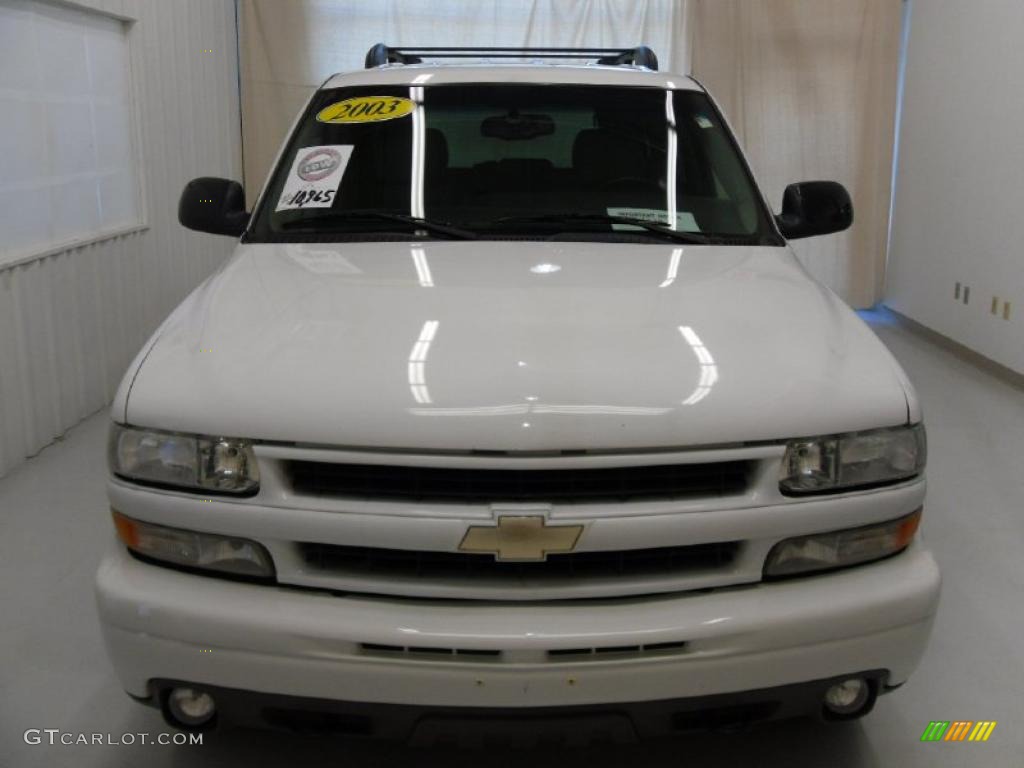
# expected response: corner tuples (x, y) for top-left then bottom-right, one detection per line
(120, 241), (911, 451)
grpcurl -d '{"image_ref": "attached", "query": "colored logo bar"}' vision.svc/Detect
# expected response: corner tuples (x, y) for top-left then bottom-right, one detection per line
(921, 721), (997, 742)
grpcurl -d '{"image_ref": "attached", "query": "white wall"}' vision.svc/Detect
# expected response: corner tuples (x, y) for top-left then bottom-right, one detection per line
(0, 1), (142, 260)
(887, 0), (1024, 374)
(0, 0), (242, 478)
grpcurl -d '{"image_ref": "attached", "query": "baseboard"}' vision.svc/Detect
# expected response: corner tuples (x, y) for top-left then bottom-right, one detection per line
(883, 305), (1024, 391)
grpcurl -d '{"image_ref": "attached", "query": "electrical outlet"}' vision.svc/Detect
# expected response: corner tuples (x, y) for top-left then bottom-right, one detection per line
(991, 297), (1013, 320)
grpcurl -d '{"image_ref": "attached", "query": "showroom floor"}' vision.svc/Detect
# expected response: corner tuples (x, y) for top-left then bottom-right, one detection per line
(1, 311), (1021, 768)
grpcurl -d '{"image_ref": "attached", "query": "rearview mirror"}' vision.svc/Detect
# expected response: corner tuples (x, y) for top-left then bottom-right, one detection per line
(179, 177), (250, 237)
(481, 112), (555, 141)
(776, 181), (853, 240)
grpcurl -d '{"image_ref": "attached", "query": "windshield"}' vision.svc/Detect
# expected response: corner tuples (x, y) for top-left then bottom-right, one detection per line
(247, 84), (781, 244)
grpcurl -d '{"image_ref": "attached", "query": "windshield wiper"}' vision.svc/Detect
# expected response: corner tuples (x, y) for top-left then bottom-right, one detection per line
(482, 213), (717, 244)
(281, 210), (478, 240)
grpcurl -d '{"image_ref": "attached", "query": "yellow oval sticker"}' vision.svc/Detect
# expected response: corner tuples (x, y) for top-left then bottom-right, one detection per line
(316, 96), (416, 124)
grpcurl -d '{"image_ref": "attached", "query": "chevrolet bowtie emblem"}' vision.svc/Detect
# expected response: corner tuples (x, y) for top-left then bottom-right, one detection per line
(459, 516), (584, 562)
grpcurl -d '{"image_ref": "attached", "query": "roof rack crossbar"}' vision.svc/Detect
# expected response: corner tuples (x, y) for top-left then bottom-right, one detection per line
(364, 44), (658, 71)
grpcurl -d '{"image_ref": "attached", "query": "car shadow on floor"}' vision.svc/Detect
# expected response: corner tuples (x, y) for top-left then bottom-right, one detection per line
(170, 716), (882, 768)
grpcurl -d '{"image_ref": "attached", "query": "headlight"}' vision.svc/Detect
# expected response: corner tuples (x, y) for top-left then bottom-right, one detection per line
(780, 424), (925, 494)
(109, 425), (259, 495)
(112, 510), (274, 579)
(764, 508), (921, 578)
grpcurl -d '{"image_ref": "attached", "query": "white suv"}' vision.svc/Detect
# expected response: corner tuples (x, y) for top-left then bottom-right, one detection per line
(96, 45), (939, 741)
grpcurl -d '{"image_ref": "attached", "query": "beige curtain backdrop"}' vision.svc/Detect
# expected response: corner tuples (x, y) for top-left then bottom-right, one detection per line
(240, 0), (902, 307)
(240, 0), (691, 201)
(689, 0), (902, 307)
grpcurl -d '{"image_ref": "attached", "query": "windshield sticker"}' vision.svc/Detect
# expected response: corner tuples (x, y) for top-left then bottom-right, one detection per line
(316, 96), (416, 124)
(695, 115), (714, 129)
(607, 207), (701, 232)
(275, 145), (353, 212)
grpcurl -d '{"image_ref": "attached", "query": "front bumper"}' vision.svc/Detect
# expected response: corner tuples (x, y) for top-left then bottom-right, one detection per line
(142, 671), (893, 741)
(96, 538), (940, 717)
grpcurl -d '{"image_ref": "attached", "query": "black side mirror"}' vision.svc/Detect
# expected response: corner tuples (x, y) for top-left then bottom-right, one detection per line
(776, 181), (853, 240)
(179, 177), (250, 237)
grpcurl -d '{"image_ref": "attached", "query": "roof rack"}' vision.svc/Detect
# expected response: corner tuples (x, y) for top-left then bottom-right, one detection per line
(363, 44), (659, 71)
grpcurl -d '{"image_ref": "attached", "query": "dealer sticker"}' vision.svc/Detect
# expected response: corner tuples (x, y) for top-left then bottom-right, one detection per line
(607, 207), (701, 232)
(275, 145), (353, 212)
(316, 95), (416, 124)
